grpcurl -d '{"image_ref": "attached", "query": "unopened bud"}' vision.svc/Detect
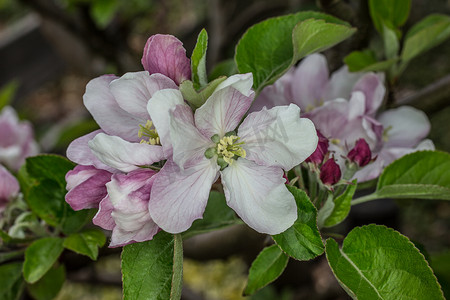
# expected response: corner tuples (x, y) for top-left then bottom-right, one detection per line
(305, 130), (329, 164)
(347, 138), (372, 167)
(320, 157), (341, 186)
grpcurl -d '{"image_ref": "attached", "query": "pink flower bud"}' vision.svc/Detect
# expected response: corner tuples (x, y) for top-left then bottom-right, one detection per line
(0, 164), (19, 212)
(347, 138), (372, 167)
(305, 130), (329, 164)
(320, 157), (341, 186)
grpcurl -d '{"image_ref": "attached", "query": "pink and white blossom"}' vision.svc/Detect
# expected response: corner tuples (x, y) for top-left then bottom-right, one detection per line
(147, 73), (318, 235)
(0, 164), (19, 213)
(0, 106), (39, 171)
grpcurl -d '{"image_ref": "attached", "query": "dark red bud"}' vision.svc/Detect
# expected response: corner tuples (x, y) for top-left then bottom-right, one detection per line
(282, 173), (289, 184)
(348, 138), (372, 167)
(320, 157), (341, 186)
(306, 130), (329, 164)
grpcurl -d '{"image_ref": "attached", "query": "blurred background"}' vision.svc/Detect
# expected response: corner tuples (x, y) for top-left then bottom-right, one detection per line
(0, 0), (449, 299)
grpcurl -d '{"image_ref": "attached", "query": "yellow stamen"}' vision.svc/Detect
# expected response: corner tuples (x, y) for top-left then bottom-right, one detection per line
(138, 120), (160, 145)
(216, 135), (246, 165)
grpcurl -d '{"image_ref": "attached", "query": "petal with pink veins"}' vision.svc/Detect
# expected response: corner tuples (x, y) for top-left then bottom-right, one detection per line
(149, 159), (219, 234)
(214, 73), (254, 97)
(195, 86), (254, 138)
(352, 73), (385, 115)
(65, 165), (112, 210)
(170, 105), (213, 169)
(110, 72), (177, 120)
(221, 158), (297, 235)
(83, 75), (142, 142)
(93, 196), (115, 230)
(238, 104), (318, 170)
(88, 133), (165, 172)
(141, 34), (191, 85)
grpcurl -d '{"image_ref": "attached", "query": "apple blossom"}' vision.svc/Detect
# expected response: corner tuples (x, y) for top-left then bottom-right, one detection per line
(147, 73), (318, 235)
(0, 164), (19, 213)
(0, 106), (39, 171)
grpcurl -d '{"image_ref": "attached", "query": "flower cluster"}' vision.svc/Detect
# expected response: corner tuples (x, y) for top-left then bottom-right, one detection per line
(256, 53), (434, 183)
(65, 34), (318, 246)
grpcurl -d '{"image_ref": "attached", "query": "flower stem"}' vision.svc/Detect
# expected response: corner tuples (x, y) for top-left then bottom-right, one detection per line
(170, 234), (183, 300)
(351, 193), (380, 205)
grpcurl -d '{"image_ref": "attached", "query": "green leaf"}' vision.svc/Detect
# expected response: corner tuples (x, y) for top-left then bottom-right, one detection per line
(27, 179), (92, 233)
(0, 262), (24, 300)
(353, 151), (450, 204)
(23, 237), (64, 284)
(191, 29), (208, 89)
(91, 0), (119, 28)
(344, 50), (398, 72)
(324, 181), (357, 228)
(63, 229), (106, 260)
(27, 265), (65, 300)
(244, 245), (289, 295)
(0, 81), (19, 110)
(325, 224), (444, 299)
(272, 186), (324, 260)
(369, 0), (411, 34)
(26, 155), (75, 188)
(401, 14), (450, 63)
(235, 11), (354, 92)
(179, 77), (226, 109)
(382, 24), (399, 59)
(184, 191), (238, 238)
(122, 232), (182, 300)
(292, 18), (356, 62)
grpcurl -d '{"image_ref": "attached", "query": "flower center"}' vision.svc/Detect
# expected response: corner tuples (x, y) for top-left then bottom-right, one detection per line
(138, 120), (160, 145)
(204, 132), (246, 169)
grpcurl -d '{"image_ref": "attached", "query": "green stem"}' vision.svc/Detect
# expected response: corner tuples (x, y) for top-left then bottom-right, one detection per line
(293, 166), (305, 191)
(170, 234), (183, 300)
(351, 193), (380, 206)
(309, 170), (318, 203)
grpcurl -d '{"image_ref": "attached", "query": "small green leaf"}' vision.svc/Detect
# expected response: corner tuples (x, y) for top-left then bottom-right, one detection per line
(272, 186), (324, 260)
(180, 77), (227, 109)
(382, 24), (399, 59)
(317, 194), (335, 229)
(235, 11), (354, 92)
(0, 262), (24, 300)
(0, 81), (19, 110)
(23, 237), (64, 284)
(369, 0), (411, 34)
(26, 155), (75, 188)
(184, 191), (238, 238)
(27, 265), (65, 300)
(122, 232), (180, 300)
(325, 224), (444, 299)
(401, 14), (450, 63)
(244, 245), (289, 295)
(344, 50), (398, 72)
(353, 151), (450, 204)
(191, 29), (208, 89)
(63, 229), (106, 260)
(324, 181), (357, 228)
(292, 18), (356, 62)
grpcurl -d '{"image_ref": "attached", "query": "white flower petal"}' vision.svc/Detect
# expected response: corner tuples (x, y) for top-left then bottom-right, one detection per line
(170, 104), (213, 169)
(88, 133), (165, 172)
(195, 86), (254, 138)
(214, 73), (254, 97)
(378, 106), (431, 148)
(149, 159), (219, 233)
(83, 75), (143, 142)
(110, 72), (177, 120)
(221, 159), (297, 235)
(238, 104), (318, 170)
(147, 88), (186, 155)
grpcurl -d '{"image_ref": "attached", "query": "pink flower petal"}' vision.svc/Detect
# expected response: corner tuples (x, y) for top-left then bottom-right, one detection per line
(88, 133), (165, 172)
(195, 86), (254, 138)
(238, 104), (318, 170)
(290, 54), (329, 110)
(352, 73), (385, 115)
(170, 104), (213, 169)
(65, 165), (112, 211)
(221, 158), (297, 235)
(0, 164), (19, 212)
(110, 72), (177, 120)
(141, 34), (191, 85)
(149, 159), (219, 233)
(83, 75), (142, 142)
(93, 196), (115, 230)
